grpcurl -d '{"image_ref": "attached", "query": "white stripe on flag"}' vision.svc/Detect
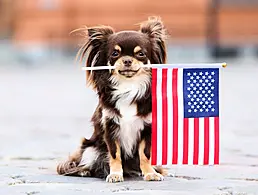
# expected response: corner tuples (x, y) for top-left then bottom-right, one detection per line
(198, 118), (205, 165)
(209, 117), (215, 165)
(156, 68), (163, 165)
(167, 69), (173, 165)
(188, 118), (194, 165)
(177, 69), (184, 164)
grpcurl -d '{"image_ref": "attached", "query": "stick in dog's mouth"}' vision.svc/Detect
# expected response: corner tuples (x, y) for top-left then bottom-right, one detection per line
(81, 63), (227, 71)
(81, 64), (148, 71)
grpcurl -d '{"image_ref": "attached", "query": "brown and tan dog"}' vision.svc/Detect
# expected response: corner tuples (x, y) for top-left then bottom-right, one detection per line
(57, 16), (168, 183)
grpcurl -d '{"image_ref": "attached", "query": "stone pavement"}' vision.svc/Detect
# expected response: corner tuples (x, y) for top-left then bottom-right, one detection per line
(0, 59), (258, 195)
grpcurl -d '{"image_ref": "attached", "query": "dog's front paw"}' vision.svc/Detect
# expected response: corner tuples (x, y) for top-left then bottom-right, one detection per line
(106, 172), (124, 183)
(144, 172), (164, 181)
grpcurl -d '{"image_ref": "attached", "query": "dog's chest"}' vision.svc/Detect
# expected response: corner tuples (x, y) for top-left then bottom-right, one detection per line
(113, 82), (145, 158)
(116, 100), (144, 158)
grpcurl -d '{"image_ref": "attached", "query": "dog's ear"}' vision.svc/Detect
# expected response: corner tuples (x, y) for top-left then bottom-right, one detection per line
(72, 25), (114, 89)
(139, 16), (167, 64)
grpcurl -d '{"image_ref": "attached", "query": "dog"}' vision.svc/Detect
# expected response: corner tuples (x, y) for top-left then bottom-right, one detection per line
(56, 16), (168, 183)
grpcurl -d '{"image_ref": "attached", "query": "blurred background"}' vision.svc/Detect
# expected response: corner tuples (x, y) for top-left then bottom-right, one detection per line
(0, 0), (258, 166)
(1, 0), (258, 64)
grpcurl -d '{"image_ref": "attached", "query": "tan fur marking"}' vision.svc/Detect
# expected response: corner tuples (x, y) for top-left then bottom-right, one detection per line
(134, 46), (142, 53)
(109, 141), (123, 173)
(138, 140), (164, 181)
(114, 45), (122, 52)
(106, 141), (124, 182)
(138, 140), (156, 175)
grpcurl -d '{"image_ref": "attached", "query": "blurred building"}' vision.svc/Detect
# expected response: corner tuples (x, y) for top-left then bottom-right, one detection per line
(9, 0), (209, 46)
(0, 0), (258, 57)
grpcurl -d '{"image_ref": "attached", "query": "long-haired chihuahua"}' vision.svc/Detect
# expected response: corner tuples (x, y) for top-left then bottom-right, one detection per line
(57, 16), (168, 183)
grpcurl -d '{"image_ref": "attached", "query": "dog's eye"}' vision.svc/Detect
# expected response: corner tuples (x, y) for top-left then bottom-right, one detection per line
(137, 52), (145, 57)
(111, 50), (119, 57)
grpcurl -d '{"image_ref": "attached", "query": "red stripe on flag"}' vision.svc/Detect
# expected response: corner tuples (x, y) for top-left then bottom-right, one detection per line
(183, 118), (189, 164)
(203, 118), (210, 165)
(151, 68), (157, 165)
(193, 118), (199, 165)
(214, 117), (220, 164)
(172, 68), (178, 164)
(162, 69), (168, 165)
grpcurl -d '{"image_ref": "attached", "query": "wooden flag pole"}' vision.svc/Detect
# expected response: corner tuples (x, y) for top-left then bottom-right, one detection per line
(81, 62), (227, 71)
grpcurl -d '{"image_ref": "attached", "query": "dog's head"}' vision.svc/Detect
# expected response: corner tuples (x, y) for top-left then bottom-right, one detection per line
(74, 16), (167, 89)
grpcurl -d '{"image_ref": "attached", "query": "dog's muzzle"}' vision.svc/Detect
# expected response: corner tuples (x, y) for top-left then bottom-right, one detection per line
(116, 57), (140, 78)
(118, 69), (139, 77)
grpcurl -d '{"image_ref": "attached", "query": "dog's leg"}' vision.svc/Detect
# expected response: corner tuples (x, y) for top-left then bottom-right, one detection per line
(106, 141), (124, 183)
(139, 125), (164, 181)
(104, 119), (124, 183)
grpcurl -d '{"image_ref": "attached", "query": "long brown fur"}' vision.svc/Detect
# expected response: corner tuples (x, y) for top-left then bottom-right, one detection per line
(71, 25), (115, 89)
(139, 16), (168, 64)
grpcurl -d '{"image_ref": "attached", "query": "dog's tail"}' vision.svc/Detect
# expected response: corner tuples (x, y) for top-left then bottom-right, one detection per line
(56, 148), (84, 176)
(56, 159), (79, 176)
(56, 137), (94, 176)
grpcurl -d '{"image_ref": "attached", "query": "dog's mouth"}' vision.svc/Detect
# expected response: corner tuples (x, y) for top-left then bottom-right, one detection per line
(118, 69), (139, 77)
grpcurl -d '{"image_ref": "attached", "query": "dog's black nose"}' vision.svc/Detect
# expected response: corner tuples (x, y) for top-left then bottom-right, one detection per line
(123, 58), (132, 66)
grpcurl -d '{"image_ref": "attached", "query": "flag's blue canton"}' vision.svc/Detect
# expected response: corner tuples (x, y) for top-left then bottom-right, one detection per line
(183, 68), (219, 118)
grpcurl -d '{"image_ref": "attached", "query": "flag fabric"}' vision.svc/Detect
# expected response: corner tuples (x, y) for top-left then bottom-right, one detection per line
(151, 67), (220, 166)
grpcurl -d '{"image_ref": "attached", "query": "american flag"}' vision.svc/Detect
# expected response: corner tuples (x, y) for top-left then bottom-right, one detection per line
(151, 67), (220, 165)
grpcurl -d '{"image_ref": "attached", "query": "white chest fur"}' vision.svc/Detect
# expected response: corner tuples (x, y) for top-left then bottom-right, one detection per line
(116, 102), (144, 158)
(110, 75), (151, 158)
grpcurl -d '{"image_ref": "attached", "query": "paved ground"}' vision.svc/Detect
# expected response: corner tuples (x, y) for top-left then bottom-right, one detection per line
(1, 55), (258, 194)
